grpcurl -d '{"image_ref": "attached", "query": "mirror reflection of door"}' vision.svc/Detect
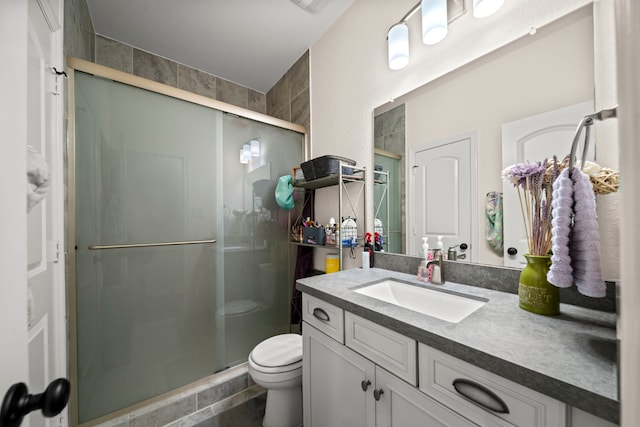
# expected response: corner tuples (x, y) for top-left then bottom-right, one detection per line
(411, 134), (476, 260)
(501, 101), (594, 268)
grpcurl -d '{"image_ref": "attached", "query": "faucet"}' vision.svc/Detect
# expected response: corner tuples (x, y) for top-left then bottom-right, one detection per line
(426, 249), (445, 284)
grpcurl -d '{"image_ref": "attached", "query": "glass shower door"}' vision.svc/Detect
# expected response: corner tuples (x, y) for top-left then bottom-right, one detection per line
(74, 72), (224, 423)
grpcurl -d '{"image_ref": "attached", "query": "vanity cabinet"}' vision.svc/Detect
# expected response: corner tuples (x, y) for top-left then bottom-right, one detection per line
(302, 295), (474, 427)
(302, 293), (615, 427)
(303, 321), (475, 427)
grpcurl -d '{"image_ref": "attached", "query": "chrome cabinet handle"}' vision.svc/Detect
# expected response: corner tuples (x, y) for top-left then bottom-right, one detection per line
(361, 380), (371, 392)
(312, 307), (330, 322)
(373, 389), (384, 401)
(452, 378), (509, 414)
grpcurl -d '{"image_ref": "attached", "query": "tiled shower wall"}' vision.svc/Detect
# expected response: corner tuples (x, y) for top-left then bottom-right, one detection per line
(63, 0), (310, 128)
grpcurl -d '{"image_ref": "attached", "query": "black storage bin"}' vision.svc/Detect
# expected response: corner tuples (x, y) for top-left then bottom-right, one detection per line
(303, 227), (325, 245)
(301, 155), (356, 181)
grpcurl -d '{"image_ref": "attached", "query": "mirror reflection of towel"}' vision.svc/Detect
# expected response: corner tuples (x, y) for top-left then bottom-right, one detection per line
(485, 192), (503, 253)
(27, 145), (50, 212)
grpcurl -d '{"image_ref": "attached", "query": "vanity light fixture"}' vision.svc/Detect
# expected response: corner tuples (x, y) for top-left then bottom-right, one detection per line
(240, 148), (249, 164)
(388, 23), (410, 70)
(422, 0), (448, 45)
(472, 0), (504, 18)
(250, 139), (260, 157)
(387, 0), (465, 70)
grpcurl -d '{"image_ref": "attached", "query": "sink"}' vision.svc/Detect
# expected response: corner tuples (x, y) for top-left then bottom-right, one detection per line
(353, 279), (487, 323)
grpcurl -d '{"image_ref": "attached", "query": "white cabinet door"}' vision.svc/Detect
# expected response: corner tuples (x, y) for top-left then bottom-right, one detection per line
(303, 322), (375, 427)
(375, 367), (477, 427)
(570, 407), (617, 427)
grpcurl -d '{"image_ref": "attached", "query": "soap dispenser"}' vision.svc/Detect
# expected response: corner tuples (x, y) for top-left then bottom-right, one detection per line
(417, 237), (433, 282)
(436, 236), (445, 259)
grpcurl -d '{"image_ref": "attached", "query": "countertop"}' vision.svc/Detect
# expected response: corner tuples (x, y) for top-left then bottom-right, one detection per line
(296, 267), (619, 424)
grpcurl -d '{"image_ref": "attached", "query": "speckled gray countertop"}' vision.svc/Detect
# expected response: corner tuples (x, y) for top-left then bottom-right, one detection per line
(297, 267), (619, 424)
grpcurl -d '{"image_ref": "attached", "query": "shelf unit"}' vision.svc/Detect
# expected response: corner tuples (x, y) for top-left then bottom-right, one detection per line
(373, 169), (389, 253)
(292, 161), (366, 270)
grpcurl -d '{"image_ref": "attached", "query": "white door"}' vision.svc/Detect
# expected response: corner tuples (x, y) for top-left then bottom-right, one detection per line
(502, 101), (593, 268)
(411, 135), (476, 261)
(1, 0), (67, 426)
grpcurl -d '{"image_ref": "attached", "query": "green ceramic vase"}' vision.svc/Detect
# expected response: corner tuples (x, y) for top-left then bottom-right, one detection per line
(518, 254), (560, 316)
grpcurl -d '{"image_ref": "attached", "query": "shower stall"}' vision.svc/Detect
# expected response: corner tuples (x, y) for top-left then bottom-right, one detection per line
(67, 59), (305, 425)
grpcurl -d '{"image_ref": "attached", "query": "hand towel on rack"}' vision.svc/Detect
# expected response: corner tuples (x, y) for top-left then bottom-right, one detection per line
(569, 168), (606, 297)
(547, 167), (606, 297)
(547, 168), (574, 288)
(485, 192), (504, 253)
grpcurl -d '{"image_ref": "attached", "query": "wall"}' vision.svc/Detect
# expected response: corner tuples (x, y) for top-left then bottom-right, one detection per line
(309, 0), (621, 275)
(402, 9), (593, 265)
(63, 0), (310, 125)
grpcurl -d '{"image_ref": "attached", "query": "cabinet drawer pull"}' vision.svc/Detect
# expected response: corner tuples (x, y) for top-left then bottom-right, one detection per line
(373, 389), (384, 401)
(360, 380), (371, 392)
(452, 378), (509, 414)
(312, 307), (330, 321)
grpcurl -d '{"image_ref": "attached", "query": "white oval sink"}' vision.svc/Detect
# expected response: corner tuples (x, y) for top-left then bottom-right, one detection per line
(353, 279), (487, 323)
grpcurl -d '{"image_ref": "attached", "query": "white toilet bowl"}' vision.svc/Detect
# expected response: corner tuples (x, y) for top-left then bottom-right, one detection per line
(248, 334), (303, 427)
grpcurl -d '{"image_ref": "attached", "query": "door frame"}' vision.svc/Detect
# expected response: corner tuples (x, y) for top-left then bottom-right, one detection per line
(407, 131), (478, 261)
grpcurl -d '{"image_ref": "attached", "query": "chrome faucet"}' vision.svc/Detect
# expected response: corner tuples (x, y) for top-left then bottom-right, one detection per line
(426, 249), (445, 284)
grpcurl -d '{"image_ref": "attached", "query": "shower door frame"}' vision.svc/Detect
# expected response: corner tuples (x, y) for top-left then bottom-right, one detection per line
(65, 56), (308, 426)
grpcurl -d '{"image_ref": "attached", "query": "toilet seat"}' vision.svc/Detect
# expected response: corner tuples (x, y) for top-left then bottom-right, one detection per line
(215, 299), (260, 318)
(249, 334), (302, 374)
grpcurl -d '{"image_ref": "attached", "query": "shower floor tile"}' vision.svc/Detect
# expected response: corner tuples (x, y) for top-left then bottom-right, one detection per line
(192, 394), (266, 427)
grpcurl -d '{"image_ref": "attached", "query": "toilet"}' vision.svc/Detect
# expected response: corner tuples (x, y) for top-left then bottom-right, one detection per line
(248, 333), (303, 427)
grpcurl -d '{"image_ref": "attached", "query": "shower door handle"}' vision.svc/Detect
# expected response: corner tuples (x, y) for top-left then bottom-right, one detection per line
(88, 239), (216, 250)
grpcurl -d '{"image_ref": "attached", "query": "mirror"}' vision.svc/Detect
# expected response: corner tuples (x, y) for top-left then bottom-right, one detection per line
(373, 5), (608, 267)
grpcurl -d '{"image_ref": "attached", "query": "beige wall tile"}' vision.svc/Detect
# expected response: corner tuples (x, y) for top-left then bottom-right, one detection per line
(177, 65), (216, 99)
(96, 36), (133, 74)
(133, 49), (178, 87)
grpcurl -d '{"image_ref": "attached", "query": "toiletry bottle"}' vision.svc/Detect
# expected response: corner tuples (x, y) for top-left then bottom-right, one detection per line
(364, 232), (374, 268)
(417, 237), (429, 281)
(437, 236), (445, 259)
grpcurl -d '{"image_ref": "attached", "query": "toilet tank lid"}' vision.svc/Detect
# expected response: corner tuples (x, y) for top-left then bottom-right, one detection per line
(251, 334), (303, 367)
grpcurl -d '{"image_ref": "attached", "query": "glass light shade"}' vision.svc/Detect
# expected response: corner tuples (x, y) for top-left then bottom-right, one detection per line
(250, 139), (260, 156)
(240, 148), (249, 164)
(473, 0), (504, 18)
(242, 143), (251, 161)
(388, 23), (410, 70)
(422, 0), (448, 45)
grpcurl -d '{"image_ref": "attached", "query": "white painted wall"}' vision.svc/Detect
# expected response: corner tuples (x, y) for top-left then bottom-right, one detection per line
(309, 0), (622, 274)
(402, 10), (594, 265)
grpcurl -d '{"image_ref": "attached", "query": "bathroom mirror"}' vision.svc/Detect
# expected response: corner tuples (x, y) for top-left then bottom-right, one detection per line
(372, 4), (615, 267)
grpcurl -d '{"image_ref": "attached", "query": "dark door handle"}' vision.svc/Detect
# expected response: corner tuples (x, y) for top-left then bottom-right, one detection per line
(452, 378), (509, 414)
(1, 378), (70, 427)
(312, 307), (330, 322)
(507, 247), (518, 256)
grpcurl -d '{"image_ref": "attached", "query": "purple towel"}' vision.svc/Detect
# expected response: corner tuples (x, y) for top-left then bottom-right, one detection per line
(547, 167), (605, 297)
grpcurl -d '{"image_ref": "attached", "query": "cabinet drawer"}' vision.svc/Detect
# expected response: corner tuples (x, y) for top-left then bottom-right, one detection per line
(345, 312), (417, 385)
(302, 293), (344, 343)
(419, 344), (566, 427)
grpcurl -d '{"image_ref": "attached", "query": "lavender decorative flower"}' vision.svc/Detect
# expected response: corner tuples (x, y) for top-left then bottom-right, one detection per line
(503, 158), (559, 256)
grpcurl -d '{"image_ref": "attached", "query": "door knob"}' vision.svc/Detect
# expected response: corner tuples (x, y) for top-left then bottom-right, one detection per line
(1, 378), (70, 427)
(507, 247), (518, 256)
(373, 388), (384, 401)
(459, 243), (468, 250)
